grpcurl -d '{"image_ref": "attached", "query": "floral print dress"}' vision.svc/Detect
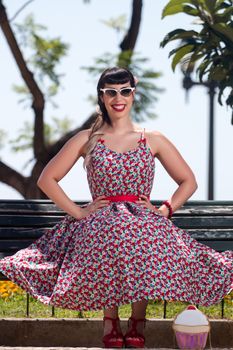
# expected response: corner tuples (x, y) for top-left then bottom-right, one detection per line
(0, 129), (232, 311)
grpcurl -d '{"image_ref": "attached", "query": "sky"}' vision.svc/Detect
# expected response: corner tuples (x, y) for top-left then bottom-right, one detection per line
(0, 0), (233, 201)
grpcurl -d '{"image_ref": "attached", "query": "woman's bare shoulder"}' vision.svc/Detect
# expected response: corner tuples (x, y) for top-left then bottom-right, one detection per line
(146, 130), (165, 138)
(145, 130), (171, 155)
(67, 128), (92, 147)
(61, 128), (92, 158)
(146, 129), (166, 142)
(72, 128), (92, 141)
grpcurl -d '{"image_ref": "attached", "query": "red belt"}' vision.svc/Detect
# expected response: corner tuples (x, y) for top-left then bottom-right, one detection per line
(101, 194), (150, 202)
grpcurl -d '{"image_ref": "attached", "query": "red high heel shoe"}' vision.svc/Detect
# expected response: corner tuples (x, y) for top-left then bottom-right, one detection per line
(124, 316), (146, 348)
(102, 316), (124, 348)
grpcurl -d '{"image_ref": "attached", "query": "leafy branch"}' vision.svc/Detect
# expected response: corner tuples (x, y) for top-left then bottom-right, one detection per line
(160, 0), (233, 123)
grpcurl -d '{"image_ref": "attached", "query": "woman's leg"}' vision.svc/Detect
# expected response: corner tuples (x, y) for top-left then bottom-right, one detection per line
(104, 306), (119, 318)
(131, 299), (148, 318)
(103, 306), (122, 336)
(129, 299), (148, 334)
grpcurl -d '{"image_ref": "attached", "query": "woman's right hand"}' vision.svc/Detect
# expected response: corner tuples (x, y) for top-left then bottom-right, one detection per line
(78, 195), (110, 219)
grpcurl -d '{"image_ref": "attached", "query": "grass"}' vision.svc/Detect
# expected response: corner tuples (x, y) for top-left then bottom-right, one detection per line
(0, 282), (232, 319)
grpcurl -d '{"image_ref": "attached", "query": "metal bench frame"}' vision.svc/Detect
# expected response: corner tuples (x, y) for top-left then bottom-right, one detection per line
(0, 199), (232, 318)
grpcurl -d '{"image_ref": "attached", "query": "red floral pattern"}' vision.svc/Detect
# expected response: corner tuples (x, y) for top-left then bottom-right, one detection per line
(0, 135), (232, 311)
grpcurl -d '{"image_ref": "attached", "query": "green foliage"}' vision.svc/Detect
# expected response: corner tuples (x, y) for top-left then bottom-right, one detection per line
(82, 50), (163, 122)
(161, 0), (233, 122)
(9, 117), (74, 154)
(14, 14), (69, 104)
(12, 84), (31, 107)
(9, 121), (33, 152)
(0, 129), (7, 152)
(44, 116), (74, 144)
(0, 290), (232, 318)
(100, 14), (127, 33)
(9, 14), (72, 155)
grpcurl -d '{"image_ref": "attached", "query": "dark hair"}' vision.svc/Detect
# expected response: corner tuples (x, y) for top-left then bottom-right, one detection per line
(97, 67), (135, 126)
(83, 67), (135, 170)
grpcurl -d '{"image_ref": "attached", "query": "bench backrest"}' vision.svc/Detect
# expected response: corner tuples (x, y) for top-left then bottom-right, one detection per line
(0, 200), (233, 261)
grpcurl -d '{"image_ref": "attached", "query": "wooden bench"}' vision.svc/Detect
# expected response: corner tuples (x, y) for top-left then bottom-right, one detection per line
(0, 199), (232, 317)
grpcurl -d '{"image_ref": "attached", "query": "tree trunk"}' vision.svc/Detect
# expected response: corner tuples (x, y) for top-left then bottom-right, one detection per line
(0, 0), (143, 198)
(120, 0), (143, 51)
(0, 1), (46, 160)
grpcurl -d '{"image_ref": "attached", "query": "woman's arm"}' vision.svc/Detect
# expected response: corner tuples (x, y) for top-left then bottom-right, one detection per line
(37, 130), (89, 219)
(151, 131), (198, 217)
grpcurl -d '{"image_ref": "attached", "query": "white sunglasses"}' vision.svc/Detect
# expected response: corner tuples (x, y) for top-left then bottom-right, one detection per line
(100, 87), (135, 97)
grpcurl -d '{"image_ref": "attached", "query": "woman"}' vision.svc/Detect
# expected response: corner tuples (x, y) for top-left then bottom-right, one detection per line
(0, 67), (232, 349)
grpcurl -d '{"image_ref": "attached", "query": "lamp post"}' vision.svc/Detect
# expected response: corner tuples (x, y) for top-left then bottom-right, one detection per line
(183, 75), (217, 200)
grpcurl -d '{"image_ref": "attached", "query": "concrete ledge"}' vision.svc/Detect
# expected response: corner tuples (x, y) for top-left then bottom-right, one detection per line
(0, 348), (232, 350)
(0, 318), (232, 348)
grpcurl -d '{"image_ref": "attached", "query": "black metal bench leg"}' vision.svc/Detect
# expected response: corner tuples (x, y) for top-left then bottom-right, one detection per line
(221, 298), (224, 318)
(163, 300), (167, 319)
(26, 293), (29, 317)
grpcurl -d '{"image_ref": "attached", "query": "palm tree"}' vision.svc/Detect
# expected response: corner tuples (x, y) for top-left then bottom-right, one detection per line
(160, 0), (233, 199)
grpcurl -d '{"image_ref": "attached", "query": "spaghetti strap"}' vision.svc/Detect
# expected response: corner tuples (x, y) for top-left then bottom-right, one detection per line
(140, 128), (145, 141)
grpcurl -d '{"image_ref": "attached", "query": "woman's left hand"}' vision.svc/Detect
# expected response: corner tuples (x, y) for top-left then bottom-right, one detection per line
(136, 194), (161, 214)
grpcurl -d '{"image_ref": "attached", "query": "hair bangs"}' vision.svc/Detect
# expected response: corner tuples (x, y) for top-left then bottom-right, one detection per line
(104, 70), (131, 85)
(97, 67), (135, 89)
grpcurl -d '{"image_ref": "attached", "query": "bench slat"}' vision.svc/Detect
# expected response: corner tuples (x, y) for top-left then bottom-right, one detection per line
(187, 229), (233, 239)
(0, 216), (63, 227)
(1, 216), (233, 229)
(0, 228), (48, 239)
(0, 200), (88, 214)
(197, 240), (233, 251)
(0, 240), (36, 252)
(0, 200), (232, 214)
(172, 216), (233, 228)
(0, 239), (232, 253)
(0, 228), (233, 239)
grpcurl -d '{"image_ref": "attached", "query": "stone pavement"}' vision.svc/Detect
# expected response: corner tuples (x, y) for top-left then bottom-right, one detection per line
(1, 318), (233, 348)
(0, 348), (233, 350)
(0, 347), (233, 350)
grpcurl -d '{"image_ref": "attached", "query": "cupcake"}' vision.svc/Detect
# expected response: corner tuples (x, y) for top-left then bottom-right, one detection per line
(173, 305), (210, 350)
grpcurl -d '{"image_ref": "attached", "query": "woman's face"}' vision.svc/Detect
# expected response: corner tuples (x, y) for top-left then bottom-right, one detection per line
(100, 81), (135, 120)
